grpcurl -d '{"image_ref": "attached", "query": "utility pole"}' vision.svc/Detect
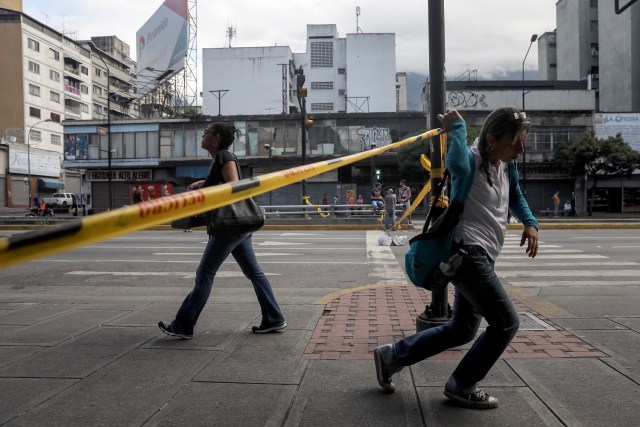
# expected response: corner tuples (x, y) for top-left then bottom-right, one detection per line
(416, 0), (448, 332)
(209, 90), (229, 116)
(89, 42), (113, 209)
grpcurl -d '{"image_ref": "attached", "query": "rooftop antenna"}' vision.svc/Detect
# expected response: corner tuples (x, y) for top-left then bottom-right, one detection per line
(356, 6), (363, 33)
(226, 25), (236, 48)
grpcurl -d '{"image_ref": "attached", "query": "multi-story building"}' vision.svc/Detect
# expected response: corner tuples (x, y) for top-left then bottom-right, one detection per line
(201, 24), (397, 116)
(0, 5), (141, 207)
(547, 0), (639, 112)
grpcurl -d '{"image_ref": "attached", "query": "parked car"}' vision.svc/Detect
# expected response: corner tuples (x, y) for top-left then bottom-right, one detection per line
(42, 192), (76, 208)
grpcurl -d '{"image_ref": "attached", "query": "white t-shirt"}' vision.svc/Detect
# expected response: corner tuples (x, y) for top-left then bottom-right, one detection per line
(454, 145), (509, 261)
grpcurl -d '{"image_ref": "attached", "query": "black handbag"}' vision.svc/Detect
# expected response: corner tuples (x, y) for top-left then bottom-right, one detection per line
(207, 195), (264, 235)
(171, 152), (264, 234)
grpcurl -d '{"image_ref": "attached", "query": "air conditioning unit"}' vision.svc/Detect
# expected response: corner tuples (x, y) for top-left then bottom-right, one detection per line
(6, 136), (17, 142)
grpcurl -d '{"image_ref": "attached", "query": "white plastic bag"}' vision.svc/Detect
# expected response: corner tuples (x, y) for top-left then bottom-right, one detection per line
(391, 235), (407, 246)
(378, 232), (392, 246)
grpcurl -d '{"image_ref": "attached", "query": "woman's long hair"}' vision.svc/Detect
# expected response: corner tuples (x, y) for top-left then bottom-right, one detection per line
(477, 106), (530, 186)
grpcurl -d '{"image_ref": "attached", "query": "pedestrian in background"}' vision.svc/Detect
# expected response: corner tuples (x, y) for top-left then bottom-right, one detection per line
(552, 191), (560, 217)
(159, 123), (286, 339)
(398, 180), (412, 224)
(384, 188), (397, 230)
(374, 107), (539, 409)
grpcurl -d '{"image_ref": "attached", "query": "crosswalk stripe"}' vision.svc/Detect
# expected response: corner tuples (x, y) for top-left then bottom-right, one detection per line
(499, 270), (640, 278)
(497, 261), (638, 267)
(509, 281), (640, 287)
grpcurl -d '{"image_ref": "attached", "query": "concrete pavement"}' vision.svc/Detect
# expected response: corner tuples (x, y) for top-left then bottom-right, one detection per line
(1, 226), (639, 425)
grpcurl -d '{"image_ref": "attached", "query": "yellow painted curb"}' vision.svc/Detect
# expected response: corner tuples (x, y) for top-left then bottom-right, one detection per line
(313, 283), (409, 305)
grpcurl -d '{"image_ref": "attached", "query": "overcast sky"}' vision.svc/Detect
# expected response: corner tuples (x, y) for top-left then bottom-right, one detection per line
(24, 0), (557, 78)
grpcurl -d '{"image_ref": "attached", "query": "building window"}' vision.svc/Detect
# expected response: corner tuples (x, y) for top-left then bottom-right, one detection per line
(28, 61), (40, 74)
(29, 84), (41, 97)
(95, 67), (102, 77)
(29, 106), (41, 118)
(337, 68), (346, 75)
(50, 91), (60, 103)
(310, 42), (333, 68)
(30, 130), (42, 142)
(93, 103), (103, 114)
(311, 102), (333, 111)
(590, 20), (598, 32)
(51, 134), (62, 145)
(50, 69), (60, 82)
(338, 89), (346, 95)
(81, 103), (89, 113)
(81, 85), (89, 95)
(93, 85), (103, 95)
(311, 82), (334, 90)
(50, 112), (61, 123)
(80, 65), (89, 75)
(550, 63), (557, 68)
(28, 38), (40, 52)
(591, 43), (599, 57)
(49, 48), (59, 60)
(590, 0), (598, 7)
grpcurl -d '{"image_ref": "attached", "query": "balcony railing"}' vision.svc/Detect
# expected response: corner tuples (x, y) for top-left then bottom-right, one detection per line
(65, 85), (80, 96)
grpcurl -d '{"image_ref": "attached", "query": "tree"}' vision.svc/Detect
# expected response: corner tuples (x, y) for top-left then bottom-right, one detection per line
(555, 132), (640, 215)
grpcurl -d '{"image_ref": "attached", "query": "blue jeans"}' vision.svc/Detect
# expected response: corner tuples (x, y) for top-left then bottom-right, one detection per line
(394, 247), (519, 389)
(173, 233), (285, 335)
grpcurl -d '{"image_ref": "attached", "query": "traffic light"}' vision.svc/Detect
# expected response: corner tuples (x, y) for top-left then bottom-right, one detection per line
(375, 169), (381, 180)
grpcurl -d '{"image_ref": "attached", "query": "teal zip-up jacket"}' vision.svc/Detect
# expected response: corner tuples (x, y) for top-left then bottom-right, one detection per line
(447, 119), (539, 230)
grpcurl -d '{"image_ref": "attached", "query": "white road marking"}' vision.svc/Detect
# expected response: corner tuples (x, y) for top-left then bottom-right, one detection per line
(509, 281), (640, 287)
(498, 254), (608, 259)
(256, 241), (309, 246)
(499, 270), (640, 278)
(365, 231), (408, 285)
(153, 252), (298, 256)
(497, 261), (638, 267)
(66, 271), (281, 279)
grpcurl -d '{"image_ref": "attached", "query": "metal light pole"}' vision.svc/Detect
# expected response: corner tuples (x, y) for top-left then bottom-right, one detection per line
(264, 143), (273, 205)
(416, 0), (447, 332)
(521, 34), (538, 196)
(89, 42), (113, 209)
(27, 118), (52, 208)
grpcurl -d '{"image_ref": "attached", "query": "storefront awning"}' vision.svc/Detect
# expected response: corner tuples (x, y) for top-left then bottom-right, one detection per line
(175, 165), (210, 178)
(38, 178), (65, 189)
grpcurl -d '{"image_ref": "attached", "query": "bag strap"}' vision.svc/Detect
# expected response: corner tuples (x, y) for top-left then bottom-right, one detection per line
(214, 151), (242, 184)
(423, 168), (450, 230)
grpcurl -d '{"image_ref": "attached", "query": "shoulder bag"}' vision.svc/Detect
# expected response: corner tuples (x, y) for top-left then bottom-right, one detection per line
(206, 153), (265, 235)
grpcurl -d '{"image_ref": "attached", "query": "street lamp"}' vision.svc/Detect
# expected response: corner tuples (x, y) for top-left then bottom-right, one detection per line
(264, 143), (273, 205)
(27, 118), (52, 208)
(521, 33), (538, 195)
(88, 41), (113, 209)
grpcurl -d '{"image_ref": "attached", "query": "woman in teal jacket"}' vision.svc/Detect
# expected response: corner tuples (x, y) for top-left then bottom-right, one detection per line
(375, 107), (539, 409)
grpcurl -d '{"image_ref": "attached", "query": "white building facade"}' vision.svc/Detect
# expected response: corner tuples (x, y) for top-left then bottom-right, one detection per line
(201, 24), (397, 116)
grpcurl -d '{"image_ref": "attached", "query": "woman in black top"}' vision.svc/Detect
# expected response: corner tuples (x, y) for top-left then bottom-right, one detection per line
(159, 123), (286, 339)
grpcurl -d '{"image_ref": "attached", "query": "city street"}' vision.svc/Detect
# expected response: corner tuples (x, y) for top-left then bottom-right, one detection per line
(1, 228), (639, 425)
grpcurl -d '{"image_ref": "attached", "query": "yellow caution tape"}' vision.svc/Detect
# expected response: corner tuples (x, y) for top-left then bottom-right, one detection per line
(0, 128), (442, 269)
(302, 196), (332, 218)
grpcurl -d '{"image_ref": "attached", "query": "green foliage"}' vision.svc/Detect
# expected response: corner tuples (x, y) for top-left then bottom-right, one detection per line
(555, 132), (640, 215)
(555, 132), (640, 178)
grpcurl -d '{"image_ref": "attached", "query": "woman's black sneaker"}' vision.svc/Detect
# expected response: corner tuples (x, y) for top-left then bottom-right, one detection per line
(251, 321), (287, 334)
(444, 388), (499, 409)
(158, 321), (193, 340)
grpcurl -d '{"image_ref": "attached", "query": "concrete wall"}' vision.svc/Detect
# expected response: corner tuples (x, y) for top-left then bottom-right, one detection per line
(556, 0), (595, 80)
(446, 88), (595, 112)
(0, 21), (25, 142)
(202, 46), (293, 116)
(346, 33), (396, 113)
(538, 31), (557, 81)
(598, 3), (640, 112)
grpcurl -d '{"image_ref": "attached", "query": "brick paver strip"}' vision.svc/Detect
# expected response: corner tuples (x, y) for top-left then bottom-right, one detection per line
(303, 285), (607, 361)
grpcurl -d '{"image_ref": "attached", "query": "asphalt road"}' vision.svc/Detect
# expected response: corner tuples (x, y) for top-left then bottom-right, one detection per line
(2, 228), (639, 297)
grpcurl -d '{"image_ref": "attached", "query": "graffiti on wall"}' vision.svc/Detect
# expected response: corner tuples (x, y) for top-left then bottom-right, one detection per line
(447, 91), (488, 109)
(357, 127), (392, 150)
